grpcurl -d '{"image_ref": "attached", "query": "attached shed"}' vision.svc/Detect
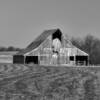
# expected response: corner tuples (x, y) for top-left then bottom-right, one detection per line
(13, 29), (89, 66)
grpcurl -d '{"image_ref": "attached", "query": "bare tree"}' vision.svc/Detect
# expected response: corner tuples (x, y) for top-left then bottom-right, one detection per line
(71, 34), (100, 65)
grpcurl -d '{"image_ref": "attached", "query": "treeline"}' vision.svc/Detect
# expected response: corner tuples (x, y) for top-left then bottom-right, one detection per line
(71, 34), (100, 65)
(0, 46), (23, 51)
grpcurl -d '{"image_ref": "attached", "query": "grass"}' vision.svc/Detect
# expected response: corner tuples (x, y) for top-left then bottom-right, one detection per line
(0, 64), (99, 100)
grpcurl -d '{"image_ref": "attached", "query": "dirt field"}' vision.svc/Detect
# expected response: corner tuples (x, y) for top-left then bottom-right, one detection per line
(0, 64), (100, 100)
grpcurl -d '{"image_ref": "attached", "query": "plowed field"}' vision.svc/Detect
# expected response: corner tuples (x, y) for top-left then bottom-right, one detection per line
(0, 64), (99, 100)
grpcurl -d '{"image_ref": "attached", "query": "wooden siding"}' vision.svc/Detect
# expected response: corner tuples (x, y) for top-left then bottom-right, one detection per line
(40, 54), (51, 65)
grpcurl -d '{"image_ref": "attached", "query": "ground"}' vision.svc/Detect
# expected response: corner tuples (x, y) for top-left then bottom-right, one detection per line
(0, 64), (99, 100)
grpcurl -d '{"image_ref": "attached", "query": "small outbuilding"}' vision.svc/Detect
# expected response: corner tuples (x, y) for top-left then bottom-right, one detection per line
(0, 51), (18, 63)
(13, 29), (89, 65)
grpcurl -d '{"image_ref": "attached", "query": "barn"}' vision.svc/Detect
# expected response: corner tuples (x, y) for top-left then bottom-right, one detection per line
(13, 29), (89, 65)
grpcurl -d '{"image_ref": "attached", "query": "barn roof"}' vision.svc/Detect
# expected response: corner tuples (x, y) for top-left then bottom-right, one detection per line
(16, 29), (60, 55)
(16, 28), (88, 56)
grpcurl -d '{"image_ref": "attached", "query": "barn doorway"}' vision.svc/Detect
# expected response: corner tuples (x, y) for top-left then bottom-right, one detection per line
(52, 30), (62, 41)
(76, 56), (88, 65)
(25, 56), (38, 64)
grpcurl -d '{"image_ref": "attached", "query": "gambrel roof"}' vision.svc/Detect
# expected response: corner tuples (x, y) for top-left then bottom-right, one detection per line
(16, 29), (88, 56)
(16, 29), (60, 55)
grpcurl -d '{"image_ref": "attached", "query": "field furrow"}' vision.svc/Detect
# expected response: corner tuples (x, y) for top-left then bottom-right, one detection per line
(0, 64), (99, 100)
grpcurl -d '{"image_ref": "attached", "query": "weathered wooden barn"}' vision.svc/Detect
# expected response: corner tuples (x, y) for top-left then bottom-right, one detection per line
(13, 29), (89, 65)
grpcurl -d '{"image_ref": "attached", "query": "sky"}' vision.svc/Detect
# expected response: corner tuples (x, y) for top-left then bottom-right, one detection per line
(0, 0), (100, 48)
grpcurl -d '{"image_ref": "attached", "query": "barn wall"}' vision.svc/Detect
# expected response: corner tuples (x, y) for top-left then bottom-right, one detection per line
(13, 55), (24, 64)
(39, 36), (52, 65)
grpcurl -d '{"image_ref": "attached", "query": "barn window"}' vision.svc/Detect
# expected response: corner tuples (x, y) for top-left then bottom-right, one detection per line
(70, 56), (74, 61)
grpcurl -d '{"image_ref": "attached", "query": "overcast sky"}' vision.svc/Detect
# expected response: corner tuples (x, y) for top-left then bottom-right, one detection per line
(0, 0), (100, 48)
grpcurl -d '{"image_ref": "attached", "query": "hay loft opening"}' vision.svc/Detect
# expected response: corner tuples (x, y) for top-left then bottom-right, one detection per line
(52, 30), (62, 41)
